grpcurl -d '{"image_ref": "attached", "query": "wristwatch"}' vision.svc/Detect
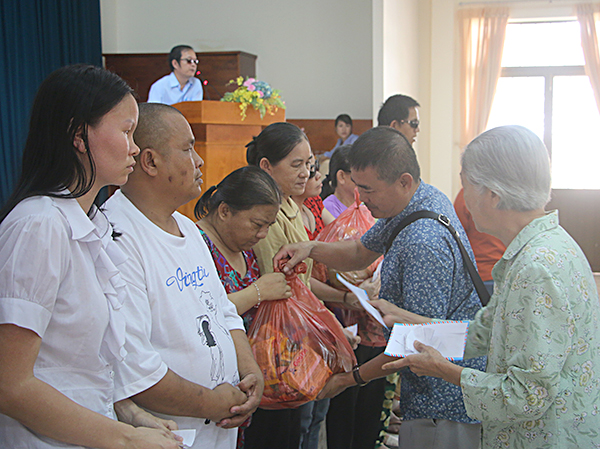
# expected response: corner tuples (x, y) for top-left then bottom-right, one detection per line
(352, 364), (368, 386)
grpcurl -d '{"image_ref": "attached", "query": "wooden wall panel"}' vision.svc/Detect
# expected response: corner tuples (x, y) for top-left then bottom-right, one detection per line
(287, 119), (372, 155)
(547, 189), (600, 272)
(103, 51), (256, 102)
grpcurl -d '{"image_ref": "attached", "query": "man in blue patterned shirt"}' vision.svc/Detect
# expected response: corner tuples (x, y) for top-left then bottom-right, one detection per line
(275, 126), (486, 449)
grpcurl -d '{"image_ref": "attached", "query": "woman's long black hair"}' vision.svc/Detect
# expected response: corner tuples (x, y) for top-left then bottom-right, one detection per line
(0, 64), (133, 222)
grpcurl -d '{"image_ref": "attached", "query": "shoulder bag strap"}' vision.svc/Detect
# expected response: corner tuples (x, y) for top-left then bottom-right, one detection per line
(384, 210), (490, 307)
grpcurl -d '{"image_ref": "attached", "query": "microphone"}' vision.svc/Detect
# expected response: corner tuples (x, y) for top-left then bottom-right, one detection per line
(195, 71), (222, 100)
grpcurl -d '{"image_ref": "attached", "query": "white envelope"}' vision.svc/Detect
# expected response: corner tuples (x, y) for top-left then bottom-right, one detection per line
(345, 323), (358, 337)
(336, 274), (388, 329)
(384, 321), (469, 361)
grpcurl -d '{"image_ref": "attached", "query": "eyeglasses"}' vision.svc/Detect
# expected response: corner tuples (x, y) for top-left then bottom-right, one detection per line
(180, 58), (199, 65)
(309, 160), (320, 179)
(400, 119), (419, 129)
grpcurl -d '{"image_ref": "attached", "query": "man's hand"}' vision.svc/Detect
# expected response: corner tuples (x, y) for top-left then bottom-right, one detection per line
(370, 299), (431, 326)
(273, 241), (315, 274)
(217, 373), (264, 429)
(204, 383), (247, 423)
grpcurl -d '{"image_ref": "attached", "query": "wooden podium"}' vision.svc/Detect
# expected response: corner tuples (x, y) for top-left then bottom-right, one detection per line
(172, 100), (285, 220)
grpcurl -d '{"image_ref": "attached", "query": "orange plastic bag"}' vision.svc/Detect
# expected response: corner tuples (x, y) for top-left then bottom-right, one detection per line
(316, 190), (387, 346)
(247, 261), (357, 409)
(317, 190), (382, 288)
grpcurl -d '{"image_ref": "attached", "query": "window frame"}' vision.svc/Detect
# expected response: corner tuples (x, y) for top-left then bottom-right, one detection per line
(499, 65), (586, 155)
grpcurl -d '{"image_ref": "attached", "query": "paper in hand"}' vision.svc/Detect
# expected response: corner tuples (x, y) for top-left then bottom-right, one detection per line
(372, 261), (382, 282)
(336, 273), (388, 329)
(384, 321), (469, 361)
(172, 429), (196, 448)
(344, 323), (358, 337)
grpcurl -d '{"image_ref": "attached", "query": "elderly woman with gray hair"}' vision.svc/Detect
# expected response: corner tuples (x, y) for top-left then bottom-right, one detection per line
(373, 125), (600, 448)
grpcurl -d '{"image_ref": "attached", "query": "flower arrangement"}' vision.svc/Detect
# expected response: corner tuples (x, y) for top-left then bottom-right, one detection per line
(221, 77), (285, 120)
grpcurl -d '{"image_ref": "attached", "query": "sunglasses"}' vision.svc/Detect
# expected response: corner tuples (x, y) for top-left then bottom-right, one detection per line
(180, 58), (199, 65)
(309, 160), (320, 179)
(400, 119), (419, 129)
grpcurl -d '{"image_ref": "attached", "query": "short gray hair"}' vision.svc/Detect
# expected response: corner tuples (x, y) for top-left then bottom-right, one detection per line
(461, 125), (551, 211)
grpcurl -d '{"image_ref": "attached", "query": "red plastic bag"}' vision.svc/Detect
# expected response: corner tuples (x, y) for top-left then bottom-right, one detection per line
(247, 261), (357, 409)
(317, 190), (387, 346)
(317, 190), (382, 287)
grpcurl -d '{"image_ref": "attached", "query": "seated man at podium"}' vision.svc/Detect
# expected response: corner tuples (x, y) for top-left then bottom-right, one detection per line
(148, 44), (203, 104)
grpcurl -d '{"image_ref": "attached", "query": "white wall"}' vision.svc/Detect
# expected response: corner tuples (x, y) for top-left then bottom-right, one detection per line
(100, 0), (372, 120)
(373, 0), (431, 180)
(101, 0), (595, 197)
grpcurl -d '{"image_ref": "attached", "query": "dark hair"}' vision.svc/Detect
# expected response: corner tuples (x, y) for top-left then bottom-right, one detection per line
(0, 64), (133, 222)
(246, 122), (307, 166)
(377, 94), (420, 126)
(169, 45), (194, 71)
(194, 165), (282, 219)
(321, 145), (352, 199)
(335, 114), (353, 128)
(349, 127), (420, 184)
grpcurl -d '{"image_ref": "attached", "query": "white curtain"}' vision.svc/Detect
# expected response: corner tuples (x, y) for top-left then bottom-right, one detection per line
(577, 3), (600, 114)
(458, 7), (509, 148)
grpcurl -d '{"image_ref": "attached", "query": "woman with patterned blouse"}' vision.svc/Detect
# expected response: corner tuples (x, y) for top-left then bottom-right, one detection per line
(375, 125), (600, 448)
(194, 166), (291, 331)
(194, 165), (292, 449)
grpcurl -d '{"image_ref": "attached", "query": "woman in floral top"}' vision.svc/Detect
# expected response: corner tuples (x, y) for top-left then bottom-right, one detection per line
(195, 166), (292, 449)
(374, 125), (600, 448)
(195, 165), (291, 329)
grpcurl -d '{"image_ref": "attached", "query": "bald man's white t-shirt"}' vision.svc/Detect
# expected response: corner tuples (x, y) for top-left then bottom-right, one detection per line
(104, 190), (244, 449)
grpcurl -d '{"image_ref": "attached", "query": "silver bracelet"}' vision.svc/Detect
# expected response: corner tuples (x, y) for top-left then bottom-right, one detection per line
(253, 282), (261, 307)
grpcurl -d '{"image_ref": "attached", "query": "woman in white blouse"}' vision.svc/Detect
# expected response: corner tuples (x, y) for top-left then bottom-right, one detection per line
(0, 65), (180, 449)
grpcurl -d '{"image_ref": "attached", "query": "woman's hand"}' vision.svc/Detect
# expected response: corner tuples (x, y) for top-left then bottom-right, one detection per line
(316, 372), (355, 400)
(125, 426), (183, 449)
(255, 272), (291, 301)
(115, 399), (178, 431)
(381, 341), (463, 386)
(370, 299), (431, 326)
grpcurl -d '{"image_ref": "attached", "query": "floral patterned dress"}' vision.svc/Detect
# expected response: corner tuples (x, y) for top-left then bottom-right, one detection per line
(198, 227), (260, 331)
(461, 211), (600, 448)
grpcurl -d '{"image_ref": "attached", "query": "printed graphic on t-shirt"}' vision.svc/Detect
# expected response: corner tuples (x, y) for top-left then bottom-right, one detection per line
(196, 314), (226, 383)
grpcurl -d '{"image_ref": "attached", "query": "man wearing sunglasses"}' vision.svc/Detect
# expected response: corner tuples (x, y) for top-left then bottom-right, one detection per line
(148, 44), (204, 105)
(377, 94), (420, 144)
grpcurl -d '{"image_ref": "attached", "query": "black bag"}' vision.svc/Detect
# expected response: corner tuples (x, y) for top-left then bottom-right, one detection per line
(384, 210), (490, 307)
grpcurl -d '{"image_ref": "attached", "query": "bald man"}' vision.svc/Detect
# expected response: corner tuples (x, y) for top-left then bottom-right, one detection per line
(103, 103), (262, 449)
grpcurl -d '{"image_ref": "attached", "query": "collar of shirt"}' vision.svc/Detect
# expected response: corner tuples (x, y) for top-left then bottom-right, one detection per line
(168, 71), (193, 91)
(280, 197), (300, 220)
(501, 210), (559, 261)
(51, 193), (108, 242)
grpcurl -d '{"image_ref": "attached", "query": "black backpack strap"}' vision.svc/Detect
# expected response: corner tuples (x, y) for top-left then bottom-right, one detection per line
(384, 210), (490, 307)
